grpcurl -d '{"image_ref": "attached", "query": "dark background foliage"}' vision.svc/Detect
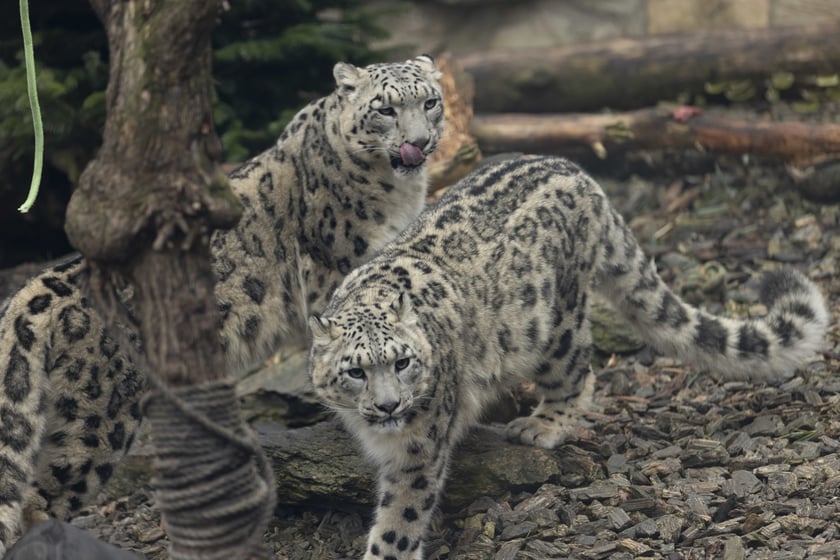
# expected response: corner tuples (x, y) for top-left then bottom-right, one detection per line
(0, 0), (401, 267)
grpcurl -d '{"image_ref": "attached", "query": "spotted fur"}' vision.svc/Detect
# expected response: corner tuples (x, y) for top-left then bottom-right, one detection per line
(308, 154), (829, 560)
(0, 55), (444, 554)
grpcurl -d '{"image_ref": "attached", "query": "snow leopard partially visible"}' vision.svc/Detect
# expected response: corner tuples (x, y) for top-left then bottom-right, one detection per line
(309, 154), (828, 560)
(0, 55), (443, 554)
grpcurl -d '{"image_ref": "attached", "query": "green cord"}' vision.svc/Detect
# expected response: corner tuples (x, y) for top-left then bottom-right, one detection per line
(17, 0), (44, 213)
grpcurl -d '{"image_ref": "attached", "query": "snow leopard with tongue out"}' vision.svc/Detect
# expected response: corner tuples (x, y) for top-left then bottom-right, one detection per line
(0, 55), (443, 553)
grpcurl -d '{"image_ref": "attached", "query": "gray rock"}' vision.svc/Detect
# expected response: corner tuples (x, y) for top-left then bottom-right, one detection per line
(499, 521), (538, 540)
(723, 535), (746, 560)
(744, 414), (784, 436)
(6, 521), (141, 560)
(607, 507), (632, 531)
(728, 470), (763, 496)
(656, 514), (684, 543)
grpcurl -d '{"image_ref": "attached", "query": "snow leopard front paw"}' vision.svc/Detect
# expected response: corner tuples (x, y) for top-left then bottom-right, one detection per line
(505, 415), (574, 449)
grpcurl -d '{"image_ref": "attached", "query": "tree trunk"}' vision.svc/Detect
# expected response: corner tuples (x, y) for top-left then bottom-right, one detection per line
(460, 23), (840, 113)
(64, 2), (272, 558)
(426, 52), (482, 194)
(471, 108), (840, 167)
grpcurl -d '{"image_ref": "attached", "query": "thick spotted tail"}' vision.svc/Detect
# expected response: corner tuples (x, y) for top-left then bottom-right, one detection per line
(594, 206), (829, 383)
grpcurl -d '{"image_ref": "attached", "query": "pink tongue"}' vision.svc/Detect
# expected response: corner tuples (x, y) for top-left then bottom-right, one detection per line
(399, 143), (426, 166)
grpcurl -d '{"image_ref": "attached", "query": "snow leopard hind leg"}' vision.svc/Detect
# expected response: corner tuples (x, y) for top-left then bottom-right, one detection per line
(0, 259), (144, 555)
(507, 182), (828, 450)
(504, 292), (598, 449)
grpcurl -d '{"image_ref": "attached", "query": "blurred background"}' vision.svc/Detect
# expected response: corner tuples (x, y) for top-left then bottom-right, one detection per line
(0, 0), (838, 269)
(369, 0), (835, 54)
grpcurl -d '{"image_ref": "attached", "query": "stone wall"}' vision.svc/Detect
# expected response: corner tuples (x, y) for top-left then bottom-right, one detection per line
(370, 0), (840, 55)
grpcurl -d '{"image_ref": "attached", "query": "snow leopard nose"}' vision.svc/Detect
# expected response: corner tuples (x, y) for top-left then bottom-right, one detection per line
(406, 136), (430, 152)
(375, 400), (400, 415)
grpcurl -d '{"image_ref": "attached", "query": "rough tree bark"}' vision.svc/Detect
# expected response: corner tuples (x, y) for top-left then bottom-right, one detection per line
(64, 1), (271, 558)
(66, 1), (240, 381)
(460, 23), (840, 113)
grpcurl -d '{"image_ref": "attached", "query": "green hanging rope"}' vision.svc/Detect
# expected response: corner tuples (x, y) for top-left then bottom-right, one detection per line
(17, 0), (44, 213)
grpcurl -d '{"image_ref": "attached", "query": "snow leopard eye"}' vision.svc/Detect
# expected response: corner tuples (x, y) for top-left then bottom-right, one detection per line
(394, 358), (410, 372)
(345, 367), (366, 380)
(377, 106), (396, 117)
(424, 98), (439, 111)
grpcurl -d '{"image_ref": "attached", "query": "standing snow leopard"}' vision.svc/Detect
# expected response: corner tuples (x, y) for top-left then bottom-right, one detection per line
(0, 55), (443, 553)
(308, 154), (829, 560)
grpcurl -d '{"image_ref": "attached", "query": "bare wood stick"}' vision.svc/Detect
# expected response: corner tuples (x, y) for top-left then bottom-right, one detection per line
(471, 108), (840, 166)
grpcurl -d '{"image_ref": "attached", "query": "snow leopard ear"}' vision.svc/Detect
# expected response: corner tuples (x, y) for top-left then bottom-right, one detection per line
(333, 62), (366, 98)
(413, 54), (442, 81)
(390, 292), (417, 326)
(309, 315), (339, 342)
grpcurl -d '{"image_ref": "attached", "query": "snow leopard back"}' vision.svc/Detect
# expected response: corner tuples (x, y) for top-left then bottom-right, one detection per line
(0, 55), (443, 554)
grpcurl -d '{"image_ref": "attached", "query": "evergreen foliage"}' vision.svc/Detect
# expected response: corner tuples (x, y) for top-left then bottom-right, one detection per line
(0, 0), (401, 266)
(0, 0), (107, 184)
(0, 0), (400, 179)
(213, 0), (402, 161)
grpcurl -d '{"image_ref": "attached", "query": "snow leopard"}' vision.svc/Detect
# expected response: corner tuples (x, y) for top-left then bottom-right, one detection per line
(308, 154), (829, 560)
(0, 55), (443, 553)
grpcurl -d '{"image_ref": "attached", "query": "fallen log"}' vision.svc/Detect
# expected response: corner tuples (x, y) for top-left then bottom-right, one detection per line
(460, 23), (840, 113)
(471, 108), (840, 167)
(260, 420), (604, 510)
(110, 419), (604, 511)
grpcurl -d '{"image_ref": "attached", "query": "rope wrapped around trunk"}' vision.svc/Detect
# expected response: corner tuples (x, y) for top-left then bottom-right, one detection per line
(142, 380), (275, 560)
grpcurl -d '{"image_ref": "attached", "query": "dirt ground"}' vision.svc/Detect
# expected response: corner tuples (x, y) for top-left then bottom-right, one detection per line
(35, 149), (835, 560)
